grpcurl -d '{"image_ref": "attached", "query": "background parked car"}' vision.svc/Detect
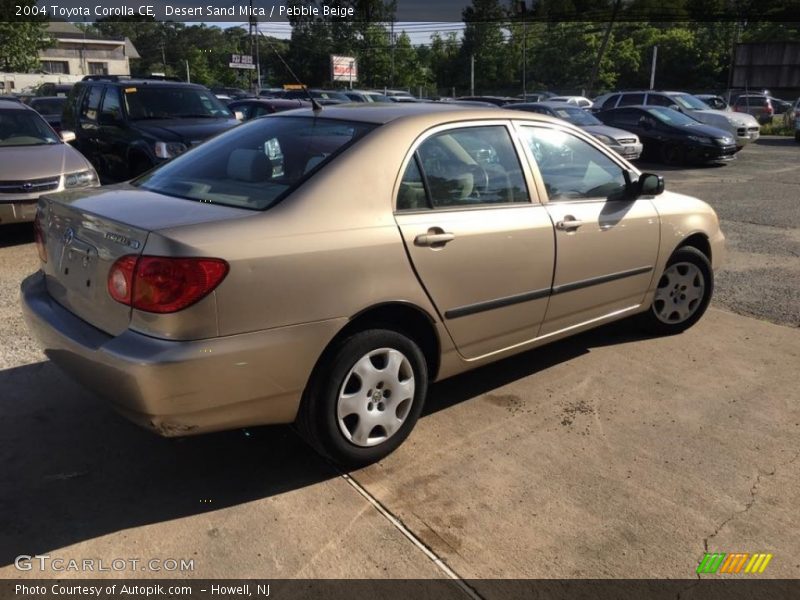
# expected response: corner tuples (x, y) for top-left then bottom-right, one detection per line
(457, 96), (520, 106)
(281, 89), (350, 103)
(547, 95), (594, 108)
(27, 96), (67, 133)
(210, 87), (253, 100)
(596, 90), (759, 148)
(228, 98), (310, 120)
(788, 97), (800, 130)
(343, 90), (391, 103)
(597, 106), (737, 165)
(0, 100), (98, 225)
(507, 101), (643, 160)
(63, 76), (239, 182)
(34, 83), (73, 97)
(695, 94), (729, 110)
(732, 94), (776, 124)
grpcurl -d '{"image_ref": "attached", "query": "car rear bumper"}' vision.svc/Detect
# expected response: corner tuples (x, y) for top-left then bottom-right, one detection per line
(0, 199), (37, 224)
(21, 271), (345, 436)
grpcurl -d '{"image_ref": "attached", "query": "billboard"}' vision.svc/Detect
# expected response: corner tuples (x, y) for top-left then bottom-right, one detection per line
(229, 54), (255, 70)
(331, 55), (357, 83)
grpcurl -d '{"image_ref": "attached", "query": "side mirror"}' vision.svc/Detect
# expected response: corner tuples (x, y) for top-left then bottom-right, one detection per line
(234, 110), (245, 121)
(638, 118), (652, 130)
(60, 130), (76, 143)
(638, 172), (664, 196)
(669, 104), (682, 112)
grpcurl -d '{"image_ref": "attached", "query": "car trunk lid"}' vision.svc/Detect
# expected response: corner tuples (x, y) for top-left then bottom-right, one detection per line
(39, 185), (252, 336)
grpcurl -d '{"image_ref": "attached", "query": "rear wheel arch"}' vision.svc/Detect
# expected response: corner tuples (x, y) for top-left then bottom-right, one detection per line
(313, 302), (441, 385)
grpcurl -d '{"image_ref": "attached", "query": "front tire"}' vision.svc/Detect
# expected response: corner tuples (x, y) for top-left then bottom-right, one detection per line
(297, 329), (428, 467)
(639, 246), (713, 335)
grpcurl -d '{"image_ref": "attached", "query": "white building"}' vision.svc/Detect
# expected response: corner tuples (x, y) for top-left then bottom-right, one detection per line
(1, 22), (140, 94)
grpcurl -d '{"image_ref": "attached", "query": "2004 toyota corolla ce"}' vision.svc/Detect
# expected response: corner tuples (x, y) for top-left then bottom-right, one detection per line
(21, 104), (724, 465)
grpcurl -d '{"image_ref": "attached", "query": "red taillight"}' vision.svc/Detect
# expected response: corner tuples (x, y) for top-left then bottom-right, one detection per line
(107, 255), (228, 314)
(33, 211), (47, 263)
(766, 104), (774, 115)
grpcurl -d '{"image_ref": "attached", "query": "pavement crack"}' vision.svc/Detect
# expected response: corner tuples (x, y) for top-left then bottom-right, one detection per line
(701, 450), (798, 556)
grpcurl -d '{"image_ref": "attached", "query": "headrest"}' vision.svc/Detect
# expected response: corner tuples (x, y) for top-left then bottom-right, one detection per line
(227, 149), (272, 182)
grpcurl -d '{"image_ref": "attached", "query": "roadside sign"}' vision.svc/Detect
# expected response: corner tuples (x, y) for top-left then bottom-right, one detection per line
(229, 54), (255, 70)
(331, 55), (357, 83)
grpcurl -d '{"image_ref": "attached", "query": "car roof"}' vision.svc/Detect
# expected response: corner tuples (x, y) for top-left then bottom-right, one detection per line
(0, 99), (33, 111)
(520, 101), (584, 109)
(272, 103), (560, 126)
(82, 78), (208, 89)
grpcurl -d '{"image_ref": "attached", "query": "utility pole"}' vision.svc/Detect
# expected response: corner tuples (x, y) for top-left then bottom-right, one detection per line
(649, 45), (658, 89)
(586, 0), (621, 96)
(390, 19), (395, 89)
(470, 54), (475, 96)
(515, 1), (527, 98)
(185, 60), (190, 83)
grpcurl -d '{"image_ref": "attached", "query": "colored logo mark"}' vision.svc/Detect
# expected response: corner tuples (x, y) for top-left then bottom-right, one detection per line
(697, 552), (773, 574)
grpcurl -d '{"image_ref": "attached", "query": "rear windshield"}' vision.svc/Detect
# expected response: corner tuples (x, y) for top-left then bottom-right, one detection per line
(30, 98), (66, 115)
(134, 116), (377, 210)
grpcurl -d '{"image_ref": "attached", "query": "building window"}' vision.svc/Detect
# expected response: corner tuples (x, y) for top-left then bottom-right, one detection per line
(88, 62), (109, 76)
(41, 60), (69, 74)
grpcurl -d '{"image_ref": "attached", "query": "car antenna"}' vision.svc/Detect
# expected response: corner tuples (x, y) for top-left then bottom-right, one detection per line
(259, 31), (323, 113)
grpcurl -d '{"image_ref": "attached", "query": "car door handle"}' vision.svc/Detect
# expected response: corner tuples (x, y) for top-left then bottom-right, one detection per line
(555, 217), (585, 230)
(414, 230), (455, 247)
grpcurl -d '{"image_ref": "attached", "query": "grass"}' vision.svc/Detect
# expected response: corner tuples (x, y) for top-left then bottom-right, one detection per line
(759, 120), (795, 136)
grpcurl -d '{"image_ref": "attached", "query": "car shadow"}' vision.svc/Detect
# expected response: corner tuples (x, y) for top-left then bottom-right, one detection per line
(424, 319), (650, 416)
(0, 320), (652, 566)
(0, 223), (33, 249)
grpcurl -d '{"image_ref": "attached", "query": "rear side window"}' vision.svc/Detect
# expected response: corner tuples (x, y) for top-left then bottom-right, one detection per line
(619, 93), (645, 107)
(602, 95), (620, 109)
(397, 156), (429, 211)
(135, 116), (377, 210)
(413, 125), (529, 208)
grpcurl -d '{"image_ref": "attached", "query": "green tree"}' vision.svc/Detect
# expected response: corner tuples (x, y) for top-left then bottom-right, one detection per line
(0, 1), (52, 72)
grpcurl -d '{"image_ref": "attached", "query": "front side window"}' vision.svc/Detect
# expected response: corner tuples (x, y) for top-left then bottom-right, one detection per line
(80, 85), (103, 122)
(619, 93), (646, 107)
(521, 127), (627, 202)
(135, 116), (377, 210)
(646, 94), (674, 107)
(100, 87), (122, 120)
(414, 125), (529, 208)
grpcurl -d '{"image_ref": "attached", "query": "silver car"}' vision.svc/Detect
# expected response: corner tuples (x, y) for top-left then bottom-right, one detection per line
(0, 100), (98, 225)
(507, 102), (643, 160)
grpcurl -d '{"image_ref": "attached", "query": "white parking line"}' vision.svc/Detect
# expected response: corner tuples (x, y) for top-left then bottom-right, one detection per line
(340, 471), (484, 600)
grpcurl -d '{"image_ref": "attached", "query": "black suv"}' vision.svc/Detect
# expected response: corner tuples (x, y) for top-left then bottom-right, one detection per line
(62, 76), (239, 182)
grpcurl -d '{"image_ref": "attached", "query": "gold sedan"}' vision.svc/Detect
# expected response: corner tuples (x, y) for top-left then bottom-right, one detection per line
(21, 104), (724, 465)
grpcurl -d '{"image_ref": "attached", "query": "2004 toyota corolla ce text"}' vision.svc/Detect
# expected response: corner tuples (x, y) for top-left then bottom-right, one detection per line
(21, 104), (725, 465)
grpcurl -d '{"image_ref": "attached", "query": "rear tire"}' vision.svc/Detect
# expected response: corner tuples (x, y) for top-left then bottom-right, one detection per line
(638, 246), (713, 336)
(297, 329), (428, 468)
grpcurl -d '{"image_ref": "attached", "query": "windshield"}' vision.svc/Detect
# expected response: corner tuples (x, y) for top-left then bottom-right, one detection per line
(645, 107), (702, 126)
(670, 94), (712, 110)
(552, 107), (601, 126)
(123, 86), (232, 120)
(135, 116), (377, 210)
(0, 109), (60, 146)
(30, 98), (66, 115)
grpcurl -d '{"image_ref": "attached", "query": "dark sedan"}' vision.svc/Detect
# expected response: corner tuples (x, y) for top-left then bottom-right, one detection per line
(597, 106), (737, 165)
(228, 98), (310, 121)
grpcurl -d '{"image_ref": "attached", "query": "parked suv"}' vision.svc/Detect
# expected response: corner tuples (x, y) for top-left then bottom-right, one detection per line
(732, 95), (775, 124)
(595, 91), (760, 148)
(62, 76), (239, 182)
